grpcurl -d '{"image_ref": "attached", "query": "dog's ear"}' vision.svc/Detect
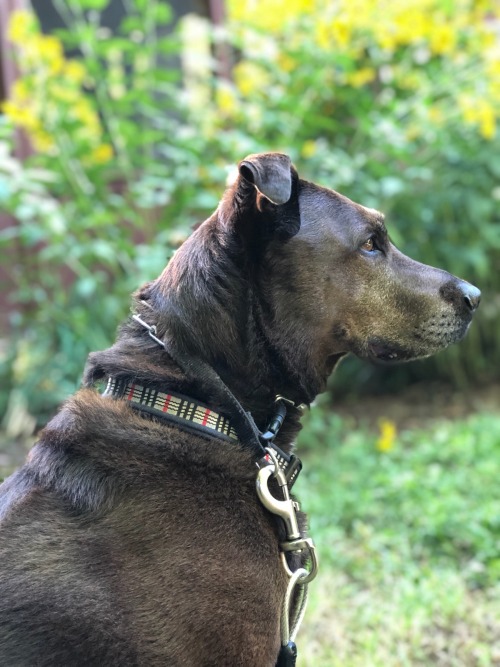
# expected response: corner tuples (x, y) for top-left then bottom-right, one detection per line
(238, 152), (292, 205)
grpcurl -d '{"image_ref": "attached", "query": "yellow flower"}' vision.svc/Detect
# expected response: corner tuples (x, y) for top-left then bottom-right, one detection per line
(314, 16), (353, 51)
(346, 67), (376, 88)
(429, 24), (456, 56)
(36, 35), (64, 74)
(478, 103), (496, 140)
(376, 27), (397, 52)
(459, 96), (497, 139)
(8, 10), (36, 43)
(89, 143), (114, 164)
(39, 35), (63, 59)
(32, 130), (56, 153)
(315, 19), (331, 50)
(64, 60), (87, 84)
(1, 100), (39, 131)
(215, 83), (238, 115)
(277, 54), (296, 73)
(376, 418), (397, 452)
(12, 79), (30, 102)
(72, 100), (100, 129)
(301, 140), (317, 158)
(393, 9), (432, 45)
(234, 61), (268, 97)
(331, 17), (351, 49)
(228, 0), (314, 32)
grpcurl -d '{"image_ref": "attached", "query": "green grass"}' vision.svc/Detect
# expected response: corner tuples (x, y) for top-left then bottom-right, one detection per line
(294, 411), (500, 666)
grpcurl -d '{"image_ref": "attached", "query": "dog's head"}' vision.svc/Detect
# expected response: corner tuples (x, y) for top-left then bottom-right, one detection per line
(135, 152), (480, 404)
(230, 153), (479, 364)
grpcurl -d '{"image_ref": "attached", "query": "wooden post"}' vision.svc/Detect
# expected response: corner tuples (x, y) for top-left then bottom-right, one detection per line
(208, 0), (232, 80)
(0, 0), (32, 159)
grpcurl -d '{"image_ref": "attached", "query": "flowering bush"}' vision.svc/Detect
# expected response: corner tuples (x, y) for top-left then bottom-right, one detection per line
(0, 1), (227, 425)
(1, 0), (500, 426)
(226, 0), (500, 140)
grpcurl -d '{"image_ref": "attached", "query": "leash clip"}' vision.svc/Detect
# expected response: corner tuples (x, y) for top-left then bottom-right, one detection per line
(256, 456), (300, 542)
(256, 450), (318, 584)
(256, 449), (318, 662)
(280, 537), (318, 584)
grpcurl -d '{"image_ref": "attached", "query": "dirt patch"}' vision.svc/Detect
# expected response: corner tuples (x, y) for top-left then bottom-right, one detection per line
(328, 382), (499, 431)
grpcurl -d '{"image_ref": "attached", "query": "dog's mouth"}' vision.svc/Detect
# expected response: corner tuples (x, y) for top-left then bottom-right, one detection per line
(366, 341), (414, 364)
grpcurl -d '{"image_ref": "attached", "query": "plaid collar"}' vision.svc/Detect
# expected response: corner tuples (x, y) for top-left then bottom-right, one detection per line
(103, 378), (238, 442)
(103, 377), (302, 488)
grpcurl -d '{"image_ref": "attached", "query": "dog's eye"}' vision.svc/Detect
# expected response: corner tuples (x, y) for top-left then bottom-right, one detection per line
(361, 238), (376, 252)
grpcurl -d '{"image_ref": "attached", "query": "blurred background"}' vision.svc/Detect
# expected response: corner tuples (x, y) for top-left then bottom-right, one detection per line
(0, 1), (499, 664)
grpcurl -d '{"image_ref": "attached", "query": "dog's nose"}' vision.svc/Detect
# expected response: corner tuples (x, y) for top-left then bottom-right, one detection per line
(460, 282), (481, 312)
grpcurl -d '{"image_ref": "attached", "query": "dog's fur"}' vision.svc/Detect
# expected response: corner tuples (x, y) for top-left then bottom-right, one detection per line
(0, 153), (480, 666)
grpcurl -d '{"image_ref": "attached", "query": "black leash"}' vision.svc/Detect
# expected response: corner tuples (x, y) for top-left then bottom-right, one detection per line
(276, 641), (298, 666)
(131, 312), (309, 664)
(132, 312), (303, 487)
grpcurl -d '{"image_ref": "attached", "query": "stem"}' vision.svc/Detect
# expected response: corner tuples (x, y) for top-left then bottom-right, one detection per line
(57, 130), (95, 196)
(54, 0), (133, 182)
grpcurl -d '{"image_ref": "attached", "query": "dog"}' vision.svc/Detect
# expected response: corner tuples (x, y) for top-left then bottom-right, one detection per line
(0, 153), (480, 666)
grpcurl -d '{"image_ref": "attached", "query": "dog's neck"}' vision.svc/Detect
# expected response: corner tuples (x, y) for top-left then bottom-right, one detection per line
(83, 213), (342, 452)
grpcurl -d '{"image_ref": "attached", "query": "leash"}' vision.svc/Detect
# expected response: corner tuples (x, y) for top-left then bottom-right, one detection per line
(131, 311), (304, 487)
(257, 447), (318, 666)
(129, 311), (318, 664)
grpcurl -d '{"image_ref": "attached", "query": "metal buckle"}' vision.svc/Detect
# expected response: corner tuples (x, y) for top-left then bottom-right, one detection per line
(280, 537), (318, 584)
(132, 313), (166, 349)
(275, 395), (307, 412)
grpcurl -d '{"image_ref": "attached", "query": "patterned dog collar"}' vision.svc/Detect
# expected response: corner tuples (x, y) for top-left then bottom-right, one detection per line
(103, 378), (238, 442)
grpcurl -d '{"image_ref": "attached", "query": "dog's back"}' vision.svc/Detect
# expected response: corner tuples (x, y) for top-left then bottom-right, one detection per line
(0, 391), (285, 666)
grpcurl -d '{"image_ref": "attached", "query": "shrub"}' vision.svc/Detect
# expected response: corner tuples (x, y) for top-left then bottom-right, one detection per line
(0, 2), (227, 424)
(1, 0), (499, 428)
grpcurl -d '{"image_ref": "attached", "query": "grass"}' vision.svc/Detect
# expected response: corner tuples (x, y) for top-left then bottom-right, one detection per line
(294, 410), (500, 666)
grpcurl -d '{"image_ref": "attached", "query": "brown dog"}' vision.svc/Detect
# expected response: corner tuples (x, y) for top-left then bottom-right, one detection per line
(0, 153), (480, 666)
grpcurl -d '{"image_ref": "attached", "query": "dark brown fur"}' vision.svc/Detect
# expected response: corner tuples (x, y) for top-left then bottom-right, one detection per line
(0, 153), (480, 666)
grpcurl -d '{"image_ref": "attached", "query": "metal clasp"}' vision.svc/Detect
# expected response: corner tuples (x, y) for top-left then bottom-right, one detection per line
(256, 450), (318, 584)
(256, 449), (319, 653)
(132, 313), (166, 349)
(275, 395), (307, 412)
(256, 463), (300, 541)
(280, 537), (318, 584)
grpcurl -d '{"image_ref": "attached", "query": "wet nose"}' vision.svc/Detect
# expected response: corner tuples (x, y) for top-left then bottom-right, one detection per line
(461, 282), (481, 312)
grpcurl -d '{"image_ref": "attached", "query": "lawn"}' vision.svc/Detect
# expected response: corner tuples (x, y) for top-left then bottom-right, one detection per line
(295, 410), (500, 666)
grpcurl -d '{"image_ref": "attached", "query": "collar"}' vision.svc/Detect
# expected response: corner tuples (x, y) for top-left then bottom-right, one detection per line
(103, 377), (239, 442)
(126, 311), (304, 487)
(103, 376), (303, 488)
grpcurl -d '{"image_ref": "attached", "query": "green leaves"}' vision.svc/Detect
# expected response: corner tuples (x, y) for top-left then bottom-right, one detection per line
(73, 0), (109, 9)
(2, 0), (500, 424)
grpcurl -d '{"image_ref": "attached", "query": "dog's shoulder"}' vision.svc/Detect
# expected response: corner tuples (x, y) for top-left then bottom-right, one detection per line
(1, 388), (257, 521)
